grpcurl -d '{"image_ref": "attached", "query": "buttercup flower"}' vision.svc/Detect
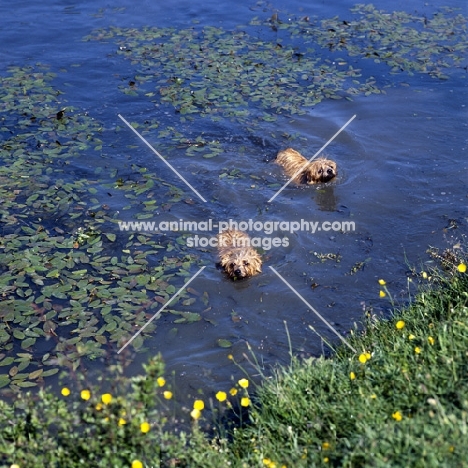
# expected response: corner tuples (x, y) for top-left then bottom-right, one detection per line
(80, 390), (91, 401)
(193, 399), (204, 410)
(395, 320), (405, 330)
(61, 387), (70, 397)
(229, 388), (238, 396)
(358, 353), (368, 364)
(408, 334), (416, 340)
(428, 336), (435, 345)
(157, 377), (166, 387)
(95, 403), (103, 411)
(392, 411), (403, 421)
(132, 461), (143, 468)
(378, 279), (386, 286)
(228, 354), (233, 360)
(457, 263), (466, 273)
(414, 347), (422, 354)
(191, 408), (201, 420)
(216, 391), (227, 402)
(163, 391), (173, 400)
(101, 393), (112, 405)
(241, 397), (250, 407)
(422, 271), (428, 279)
(322, 442), (330, 450)
(238, 378), (249, 389)
(379, 290), (386, 298)
(118, 418), (126, 426)
(140, 422), (150, 433)
(350, 371), (356, 380)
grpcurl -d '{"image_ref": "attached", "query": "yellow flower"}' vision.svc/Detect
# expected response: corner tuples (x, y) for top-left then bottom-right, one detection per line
(422, 271), (428, 279)
(395, 320), (405, 330)
(118, 418), (126, 426)
(428, 336), (435, 345)
(229, 388), (238, 396)
(241, 397), (250, 407)
(228, 354), (233, 360)
(95, 403), (103, 411)
(216, 391), (227, 402)
(191, 408), (201, 420)
(263, 459), (271, 466)
(358, 353), (368, 364)
(238, 378), (249, 388)
(131, 461), (143, 468)
(350, 371), (356, 380)
(80, 390), (91, 401)
(157, 377), (166, 387)
(370, 394), (377, 399)
(365, 352), (371, 360)
(163, 391), (173, 400)
(408, 334), (416, 340)
(193, 399), (204, 410)
(140, 422), (150, 433)
(61, 387), (70, 397)
(379, 290), (386, 298)
(10, 465), (21, 468)
(322, 442), (330, 450)
(457, 263), (466, 273)
(101, 393), (112, 405)
(414, 347), (422, 354)
(378, 279), (386, 285)
(392, 411), (403, 421)
(324, 458), (329, 463)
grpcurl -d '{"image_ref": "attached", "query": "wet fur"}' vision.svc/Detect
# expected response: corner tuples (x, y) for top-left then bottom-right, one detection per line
(276, 148), (337, 184)
(217, 230), (262, 279)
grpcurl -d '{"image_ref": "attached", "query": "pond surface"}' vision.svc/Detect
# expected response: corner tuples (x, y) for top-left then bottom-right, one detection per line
(0, 0), (467, 401)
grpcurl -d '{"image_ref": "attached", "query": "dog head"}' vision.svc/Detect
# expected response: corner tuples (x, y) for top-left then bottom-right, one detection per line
(221, 249), (262, 279)
(304, 158), (337, 184)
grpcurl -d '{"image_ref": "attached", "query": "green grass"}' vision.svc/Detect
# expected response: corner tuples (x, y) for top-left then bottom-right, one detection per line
(1, 260), (467, 468)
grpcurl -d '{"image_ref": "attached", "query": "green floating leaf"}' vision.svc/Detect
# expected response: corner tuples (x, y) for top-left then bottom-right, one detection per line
(15, 381), (37, 388)
(21, 337), (36, 349)
(217, 339), (233, 348)
(173, 312), (201, 324)
(0, 375), (10, 388)
(41, 368), (59, 377)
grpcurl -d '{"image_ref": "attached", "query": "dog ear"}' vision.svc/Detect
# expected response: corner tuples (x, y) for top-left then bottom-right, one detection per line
(304, 169), (315, 184)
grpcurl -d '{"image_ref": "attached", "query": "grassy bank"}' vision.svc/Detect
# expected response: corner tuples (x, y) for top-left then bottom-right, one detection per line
(1, 258), (467, 468)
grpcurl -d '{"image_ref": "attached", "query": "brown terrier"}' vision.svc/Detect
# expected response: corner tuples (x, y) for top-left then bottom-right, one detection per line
(217, 230), (262, 279)
(276, 148), (337, 184)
